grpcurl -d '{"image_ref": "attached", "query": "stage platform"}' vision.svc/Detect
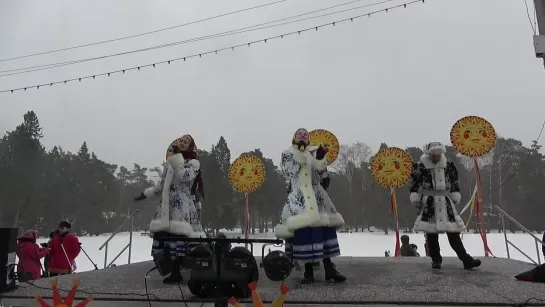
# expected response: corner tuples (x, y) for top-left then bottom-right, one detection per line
(2, 256), (545, 306)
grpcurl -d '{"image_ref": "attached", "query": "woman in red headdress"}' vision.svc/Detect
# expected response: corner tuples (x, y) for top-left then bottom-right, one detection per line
(135, 134), (205, 284)
(16, 229), (50, 280)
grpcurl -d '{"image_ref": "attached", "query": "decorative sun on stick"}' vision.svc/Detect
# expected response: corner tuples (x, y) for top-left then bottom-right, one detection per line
(34, 280), (93, 307)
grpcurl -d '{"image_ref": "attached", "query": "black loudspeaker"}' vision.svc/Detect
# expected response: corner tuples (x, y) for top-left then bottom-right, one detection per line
(0, 228), (18, 293)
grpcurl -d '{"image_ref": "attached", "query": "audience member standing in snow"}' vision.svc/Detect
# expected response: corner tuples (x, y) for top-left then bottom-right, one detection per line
(409, 142), (481, 270)
(134, 134), (205, 284)
(275, 128), (346, 284)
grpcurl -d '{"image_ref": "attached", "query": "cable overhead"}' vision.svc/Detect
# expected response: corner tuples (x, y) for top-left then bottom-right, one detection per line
(0, 0), (426, 94)
(0, 0), (288, 63)
(0, 0), (395, 76)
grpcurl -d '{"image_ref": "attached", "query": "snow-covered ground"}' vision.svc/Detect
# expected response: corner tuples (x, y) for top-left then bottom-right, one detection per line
(26, 231), (545, 273)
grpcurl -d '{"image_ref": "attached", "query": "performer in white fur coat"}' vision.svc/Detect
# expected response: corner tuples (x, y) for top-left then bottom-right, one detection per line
(275, 128), (346, 284)
(134, 134), (205, 284)
(409, 141), (481, 270)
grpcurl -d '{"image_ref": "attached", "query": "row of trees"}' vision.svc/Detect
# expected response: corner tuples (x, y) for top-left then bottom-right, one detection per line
(0, 111), (543, 236)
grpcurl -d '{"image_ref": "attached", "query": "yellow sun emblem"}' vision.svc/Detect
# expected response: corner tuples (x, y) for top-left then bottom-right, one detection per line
(34, 280), (93, 307)
(309, 129), (340, 165)
(450, 116), (496, 157)
(370, 147), (413, 188)
(228, 155), (266, 193)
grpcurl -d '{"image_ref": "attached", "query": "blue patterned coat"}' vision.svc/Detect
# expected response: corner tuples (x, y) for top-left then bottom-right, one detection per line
(274, 145), (345, 239)
(143, 154), (204, 237)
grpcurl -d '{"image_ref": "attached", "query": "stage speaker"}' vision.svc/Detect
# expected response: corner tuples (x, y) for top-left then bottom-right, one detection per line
(0, 228), (18, 293)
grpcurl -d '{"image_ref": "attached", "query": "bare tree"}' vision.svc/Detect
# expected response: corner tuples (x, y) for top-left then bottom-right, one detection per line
(331, 142), (372, 230)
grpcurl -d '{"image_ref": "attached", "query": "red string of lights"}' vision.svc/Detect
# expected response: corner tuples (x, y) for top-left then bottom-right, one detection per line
(0, 0), (425, 95)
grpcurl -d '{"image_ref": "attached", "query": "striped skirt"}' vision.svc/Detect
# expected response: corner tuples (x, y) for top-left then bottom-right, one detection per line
(151, 231), (187, 259)
(285, 226), (341, 263)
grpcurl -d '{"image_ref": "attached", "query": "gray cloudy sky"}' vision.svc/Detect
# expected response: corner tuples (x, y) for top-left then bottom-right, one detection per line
(0, 0), (544, 170)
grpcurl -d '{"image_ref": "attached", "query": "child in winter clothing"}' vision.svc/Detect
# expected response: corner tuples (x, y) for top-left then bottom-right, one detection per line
(16, 230), (50, 281)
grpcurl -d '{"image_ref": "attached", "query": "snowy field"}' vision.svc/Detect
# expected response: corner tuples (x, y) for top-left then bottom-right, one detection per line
(26, 231), (545, 273)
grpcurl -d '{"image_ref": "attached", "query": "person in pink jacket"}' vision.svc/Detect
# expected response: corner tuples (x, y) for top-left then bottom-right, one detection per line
(16, 230), (50, 281)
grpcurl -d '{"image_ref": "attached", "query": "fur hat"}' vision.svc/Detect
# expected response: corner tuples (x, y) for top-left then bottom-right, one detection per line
(423, 142), (446, 155)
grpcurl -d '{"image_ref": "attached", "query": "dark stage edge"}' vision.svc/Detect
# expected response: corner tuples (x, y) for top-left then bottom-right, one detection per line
(2, 257), (545, 306)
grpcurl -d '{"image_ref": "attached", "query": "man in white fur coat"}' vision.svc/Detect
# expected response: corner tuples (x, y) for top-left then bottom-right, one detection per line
(134, 134), (205, 284)
(275, 128), (346, 284)
(409, 142), (481, 270)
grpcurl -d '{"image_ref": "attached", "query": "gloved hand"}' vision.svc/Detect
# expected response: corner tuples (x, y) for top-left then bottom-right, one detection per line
(297, 140), (306, 151)
(316, 146), (327, 160)
(171, 145), (181, 154)
(134, 193), (146, 201)
(320, 177), (330, 190)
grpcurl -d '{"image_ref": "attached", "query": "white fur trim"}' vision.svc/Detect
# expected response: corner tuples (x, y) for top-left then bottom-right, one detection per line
(414, 195), (465, 233)
(189, 232), (206, 238)
(289, 145), (309, 163)
(275, 224), (294, 239)
(410, 192), (422, 205)
(158, 165), (174, 230)
(449, 191), (461, 205)
(313, 157), (327, 171)
(149, 219), (194, 236)
(167, 153), (185, 168)
(422, 142), (446, 155)
(420, 154), (447, 169)
(284, 155), (320, 230)
(143, 186), (158, 199)
(328, 212), (345, 228)
(310, 214), (331, 227)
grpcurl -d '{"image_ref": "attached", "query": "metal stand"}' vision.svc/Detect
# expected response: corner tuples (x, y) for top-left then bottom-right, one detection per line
(79, 244), (99, 270)
(164, 236), (283, 307)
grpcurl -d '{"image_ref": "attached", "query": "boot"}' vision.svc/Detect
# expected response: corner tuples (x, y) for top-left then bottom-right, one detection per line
(463, 258), (481, 270)
(432, 260), (442, 269)
(163, 257), (183, 284)
(323, 258), (346, 282)
(302, 263), (314, 284)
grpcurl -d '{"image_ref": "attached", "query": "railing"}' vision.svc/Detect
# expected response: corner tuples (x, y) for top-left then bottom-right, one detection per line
(495, 205), (544, 265)
(98, 209), (140, 269)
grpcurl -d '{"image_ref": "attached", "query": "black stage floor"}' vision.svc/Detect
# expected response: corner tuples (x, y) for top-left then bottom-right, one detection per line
(2, 257), (545, 306)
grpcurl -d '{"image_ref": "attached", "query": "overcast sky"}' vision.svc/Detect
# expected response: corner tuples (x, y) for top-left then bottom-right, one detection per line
(0, 0), (544, 170)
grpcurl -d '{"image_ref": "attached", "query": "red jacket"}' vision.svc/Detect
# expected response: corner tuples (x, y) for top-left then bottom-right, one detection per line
(16, 231), (50, 280)
(48, 232), (80, 274)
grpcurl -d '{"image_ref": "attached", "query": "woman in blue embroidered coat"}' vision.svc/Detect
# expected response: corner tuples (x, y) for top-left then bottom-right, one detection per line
(275, 128), (346, 284)
(134, 134), (205, 284)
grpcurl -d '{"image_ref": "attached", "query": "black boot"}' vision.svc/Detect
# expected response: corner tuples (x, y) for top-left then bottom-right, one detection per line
(463, 258), (481, 270)
(432, 260), (442, 269)
(323, 258), (346, 282)
(302, 263), (314, 284)
(163, 257), (183, 284)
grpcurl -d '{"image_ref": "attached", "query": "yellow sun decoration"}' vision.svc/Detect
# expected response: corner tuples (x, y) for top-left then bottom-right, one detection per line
(34, 280), (93, 307)
(450, 116), (496, 157)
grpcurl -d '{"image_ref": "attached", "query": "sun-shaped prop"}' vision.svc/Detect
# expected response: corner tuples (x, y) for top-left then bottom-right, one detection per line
(309, 129), (340, 165)
(228, 281), (289, 307)
(34, 280), (93, 307)
(370, 147), (413, 188)
(228, 155), (266, 193)
(165, 137), (184, 160)
(450, 116), (496, 157)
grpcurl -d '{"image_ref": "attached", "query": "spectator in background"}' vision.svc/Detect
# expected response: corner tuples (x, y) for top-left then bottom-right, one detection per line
(48, 221), (80, 276)
(410, 244), (421, 256)
(400, 235), (418, 257)
(40, 231), (56, 277)
(16, 230), (50, 281)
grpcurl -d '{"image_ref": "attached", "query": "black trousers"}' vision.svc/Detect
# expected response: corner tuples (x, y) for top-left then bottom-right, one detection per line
(426, 233), (471, 263)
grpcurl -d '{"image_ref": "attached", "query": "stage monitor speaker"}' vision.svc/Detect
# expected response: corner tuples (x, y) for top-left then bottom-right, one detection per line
(0, 228), (18, 293)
